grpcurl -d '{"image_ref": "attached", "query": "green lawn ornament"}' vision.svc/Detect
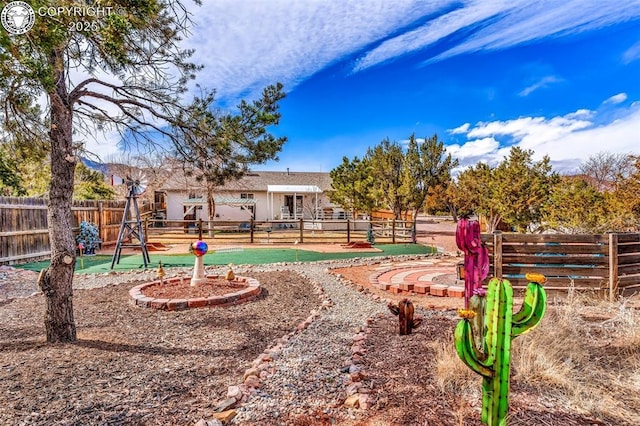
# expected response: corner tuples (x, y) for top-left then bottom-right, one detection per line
(455, 273), (547, 426)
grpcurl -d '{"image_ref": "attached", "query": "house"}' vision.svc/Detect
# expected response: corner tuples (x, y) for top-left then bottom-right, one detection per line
(158, 169), (343, 222)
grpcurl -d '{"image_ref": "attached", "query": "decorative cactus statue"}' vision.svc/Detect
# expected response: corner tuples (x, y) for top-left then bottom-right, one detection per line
(455, 274), (547, 426)
(388, 299), (422, 335)
(455, 217), (489, 308)
(157, 260), (166, 283)
(225, 263), (235, 281)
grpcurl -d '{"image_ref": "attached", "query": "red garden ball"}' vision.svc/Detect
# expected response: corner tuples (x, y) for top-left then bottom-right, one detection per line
(191, 240), (208, 257)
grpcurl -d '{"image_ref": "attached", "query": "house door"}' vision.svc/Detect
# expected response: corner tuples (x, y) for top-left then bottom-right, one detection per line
(284, 195), (303, 218)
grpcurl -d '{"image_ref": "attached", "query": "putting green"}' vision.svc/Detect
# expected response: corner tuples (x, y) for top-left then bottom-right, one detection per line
(16, 244), (436, 274)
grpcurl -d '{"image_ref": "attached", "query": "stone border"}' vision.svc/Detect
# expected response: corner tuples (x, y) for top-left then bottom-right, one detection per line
(369, 264), (464, 298)
(129, 275), (261, 311)
(327, 262), (463, 411)
(196, 272), (334, 425)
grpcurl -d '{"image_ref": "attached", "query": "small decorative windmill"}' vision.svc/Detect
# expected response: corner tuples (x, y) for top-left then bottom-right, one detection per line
(111, 171), (150, 268)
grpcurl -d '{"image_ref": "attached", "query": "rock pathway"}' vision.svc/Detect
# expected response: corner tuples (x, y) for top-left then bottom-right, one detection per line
(232, 264), (388, 424)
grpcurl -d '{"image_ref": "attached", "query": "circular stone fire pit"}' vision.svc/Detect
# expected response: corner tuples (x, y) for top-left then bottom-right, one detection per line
(129, 275), (261, 311)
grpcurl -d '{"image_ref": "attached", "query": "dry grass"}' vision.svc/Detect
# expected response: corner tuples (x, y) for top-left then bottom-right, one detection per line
(430, 290), (640, 425)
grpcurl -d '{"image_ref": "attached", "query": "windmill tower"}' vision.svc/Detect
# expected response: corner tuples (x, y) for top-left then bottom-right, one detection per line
(111, 172), (150, 268)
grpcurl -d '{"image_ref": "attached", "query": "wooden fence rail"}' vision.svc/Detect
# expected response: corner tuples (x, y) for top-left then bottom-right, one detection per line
(0, 197), (152, 265)
(145, 218), (414, 245)
(1, 197), (414, 264)
(481, 231), (640, 299)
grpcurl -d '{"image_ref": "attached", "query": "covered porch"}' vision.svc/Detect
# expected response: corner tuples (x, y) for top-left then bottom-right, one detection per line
(266, 184), (322, 220)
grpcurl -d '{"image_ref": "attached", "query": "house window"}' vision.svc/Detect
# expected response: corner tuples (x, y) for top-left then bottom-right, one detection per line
(240, 193), (254, 199)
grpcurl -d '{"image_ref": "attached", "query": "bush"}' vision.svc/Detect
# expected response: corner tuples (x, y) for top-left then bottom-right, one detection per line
(76, 221), (100, 254)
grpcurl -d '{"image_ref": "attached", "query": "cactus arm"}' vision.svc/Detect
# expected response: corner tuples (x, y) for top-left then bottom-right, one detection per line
(511, 282), (539, 323)
(454, 320), (494, 378)
(512, 283), (546, 337)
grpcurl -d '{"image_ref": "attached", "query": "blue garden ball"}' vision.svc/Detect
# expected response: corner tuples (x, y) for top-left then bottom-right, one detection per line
(191, 240), (208, 257)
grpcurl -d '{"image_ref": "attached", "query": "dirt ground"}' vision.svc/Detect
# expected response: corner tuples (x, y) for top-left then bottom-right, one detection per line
(0, 271), (320, 425)
(3, 219), (635, 425)
(1, 264), (637, 425)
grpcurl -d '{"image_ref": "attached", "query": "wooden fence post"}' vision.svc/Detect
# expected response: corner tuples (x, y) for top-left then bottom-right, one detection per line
(609, 233), (619, 302)
(493, 231), (503, 279)
(299, 217), (304, 243)
(392, 219), (396, 244)
(250, 218), (254, 244)
(98, 201), (104, 243)
(347, 219), (351, 244)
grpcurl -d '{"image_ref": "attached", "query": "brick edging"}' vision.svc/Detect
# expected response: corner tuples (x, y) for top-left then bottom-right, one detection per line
(129, 275), (261, 311)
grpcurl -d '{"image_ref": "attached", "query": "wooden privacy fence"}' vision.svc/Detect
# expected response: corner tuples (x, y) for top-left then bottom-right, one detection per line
(0, 196), (152, 265)
(481, 232), (640, 299)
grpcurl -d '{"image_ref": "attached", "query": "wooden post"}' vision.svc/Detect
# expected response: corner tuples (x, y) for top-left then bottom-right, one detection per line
(198, 218), (203, 240)
(144, 218), (149, 244)
(493, 231), (503, 279)
(609, 233), (619, 302)
(97, 201), (104, 243)
(250, 218), (254, 244)
(392, 219), (396, 244)
(346, 219), (351, 244)
(299, 217), (304, 243)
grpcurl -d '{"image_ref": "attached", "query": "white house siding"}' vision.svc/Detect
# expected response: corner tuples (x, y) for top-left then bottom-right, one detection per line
(160, 171), (337, 222)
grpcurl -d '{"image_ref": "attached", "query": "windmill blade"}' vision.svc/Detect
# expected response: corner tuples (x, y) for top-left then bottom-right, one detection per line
(125, 171), (148, 196)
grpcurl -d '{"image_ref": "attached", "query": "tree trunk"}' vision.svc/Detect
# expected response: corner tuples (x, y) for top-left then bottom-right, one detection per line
(40, 48), (77, 343)
(207, 184), (215, 237)
(447, 202), (458, 222)
(411, 208), (419, 244)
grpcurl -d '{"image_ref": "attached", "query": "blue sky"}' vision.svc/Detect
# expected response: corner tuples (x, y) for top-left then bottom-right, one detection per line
(97, 1), (640, 174)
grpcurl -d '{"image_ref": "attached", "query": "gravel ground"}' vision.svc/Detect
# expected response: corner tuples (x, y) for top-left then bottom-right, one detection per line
(233, 264), (388, 425)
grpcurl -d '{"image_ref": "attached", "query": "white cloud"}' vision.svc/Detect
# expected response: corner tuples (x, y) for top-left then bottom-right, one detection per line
(178, 1), (640, 104)
(352, 0), (513, 72)
(185, 0), (447, 102)
(565, 109), (594, 120)
(518, 75), (562, 96)
(447, 101), (640, 171)
(603, 93), (628, 105)
(428, 1), (640, 64)
(449, 123), (470, 134)
(623, 40), (640, 64)
(447, 137), (500, 159)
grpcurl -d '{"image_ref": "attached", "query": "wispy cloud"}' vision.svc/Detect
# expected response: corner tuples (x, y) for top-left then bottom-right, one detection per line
(427, 1), (640, 64)
(603, 93), (628, 105)
(184, 0), (443, 102)
(518, 75), (562, 96)
(352, 1), (511, 72)
(446, 99), (640, 171)
(623, 40), (640, 64)
(181, 1), (640, 103)
(450, 123), (470, 134)
(447, 137), (500, 160)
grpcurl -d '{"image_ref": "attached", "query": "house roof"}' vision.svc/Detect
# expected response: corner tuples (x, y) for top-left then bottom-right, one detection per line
(160, 170), (332, 193)
(267, 184), (322, 193)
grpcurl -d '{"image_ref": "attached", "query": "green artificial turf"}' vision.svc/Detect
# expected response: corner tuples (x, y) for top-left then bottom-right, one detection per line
(16, 244), (436, 274)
